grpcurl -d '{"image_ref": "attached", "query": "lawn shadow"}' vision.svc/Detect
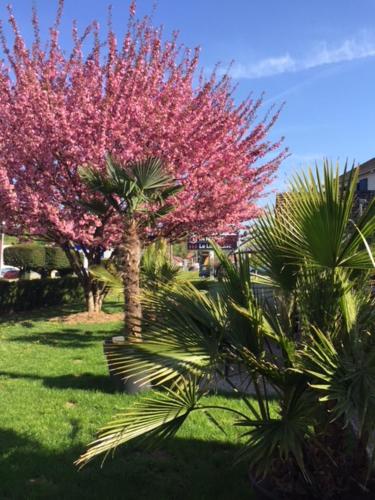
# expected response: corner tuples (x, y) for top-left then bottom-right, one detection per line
(0, 297), (123, 327)
(0, 303), (85, 326)
(209, 389), (280, 403)
(102, 299), (124, 314)
(0, 428), (251, 500)
(9, 328), (119, 349)
(0, 370), (115, 394)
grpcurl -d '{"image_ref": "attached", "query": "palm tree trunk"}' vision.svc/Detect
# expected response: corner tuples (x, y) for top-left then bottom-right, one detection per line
(119, 219), (142, 339)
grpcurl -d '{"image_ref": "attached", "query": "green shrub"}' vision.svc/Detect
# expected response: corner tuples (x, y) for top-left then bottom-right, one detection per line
(0, 277), (84, 313)
(4, 245), (74, 277)
(4, 244), (45, 272)
(45, 246), (71, 271)
(190, 279), (218, 292)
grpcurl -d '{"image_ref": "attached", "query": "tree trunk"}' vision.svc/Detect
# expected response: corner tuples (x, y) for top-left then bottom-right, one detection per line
(62, 243), (108, 313)
(118, 219), (142, 339)
(85, 287), (104, 313)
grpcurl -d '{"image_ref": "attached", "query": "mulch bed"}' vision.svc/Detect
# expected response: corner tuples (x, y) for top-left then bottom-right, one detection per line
(49, 311), (123, 325)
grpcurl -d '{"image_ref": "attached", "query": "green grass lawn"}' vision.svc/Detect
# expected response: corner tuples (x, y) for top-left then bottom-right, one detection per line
(0, 302), (253, 500)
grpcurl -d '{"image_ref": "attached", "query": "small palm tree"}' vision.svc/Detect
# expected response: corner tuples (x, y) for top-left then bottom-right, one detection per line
(79, 156), (182, 339)
(76, 163), (375, 498)
(89, 238), (181, 298)
(141, 239), (180, 291)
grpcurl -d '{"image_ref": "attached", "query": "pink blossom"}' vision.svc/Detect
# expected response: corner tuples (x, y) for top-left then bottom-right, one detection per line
(0, 1), (286, 251)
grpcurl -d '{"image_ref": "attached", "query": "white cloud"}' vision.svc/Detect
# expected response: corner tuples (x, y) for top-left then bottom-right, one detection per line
(230, 32), (375, 79)
(291, 153), (325, 163)
(233, 54), (296, 79)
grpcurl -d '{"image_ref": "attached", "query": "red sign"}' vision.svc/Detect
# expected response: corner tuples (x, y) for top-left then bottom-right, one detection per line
(188, 234), (238, 250)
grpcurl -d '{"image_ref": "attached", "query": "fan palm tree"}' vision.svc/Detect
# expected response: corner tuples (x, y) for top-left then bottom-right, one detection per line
(77, 162), (375, 498)
(79, 156), (182, 339)
(140, 239), (181, 291)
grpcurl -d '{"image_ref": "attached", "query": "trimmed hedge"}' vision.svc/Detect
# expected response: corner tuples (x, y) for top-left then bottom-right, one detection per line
(4, 244), (45, 271)
(4, 244), (74, 275)
(45, 246), (71, 271)
(190, 279), (219, 292)
(0, 277), (84, 314)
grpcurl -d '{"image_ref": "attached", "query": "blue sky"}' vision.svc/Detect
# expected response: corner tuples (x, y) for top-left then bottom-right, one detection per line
(1, 0), (375, 200)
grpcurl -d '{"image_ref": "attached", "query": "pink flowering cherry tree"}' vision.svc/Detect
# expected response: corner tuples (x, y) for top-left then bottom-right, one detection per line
(0, 1), (286, 312)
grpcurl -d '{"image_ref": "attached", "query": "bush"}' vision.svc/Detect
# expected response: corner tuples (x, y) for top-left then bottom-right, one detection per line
(190, 279), (218, 292)
(4, 244), (75, 276)
(4, 244), (45, 272)
(45, 246), (71, 271)
(0, 277), (84, 313)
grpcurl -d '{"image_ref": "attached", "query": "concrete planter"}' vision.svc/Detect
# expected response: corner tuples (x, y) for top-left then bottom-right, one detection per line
(103, 337), (151, 394)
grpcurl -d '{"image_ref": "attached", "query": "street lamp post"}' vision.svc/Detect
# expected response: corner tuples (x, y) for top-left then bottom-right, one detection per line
(0, 221), (5, 274)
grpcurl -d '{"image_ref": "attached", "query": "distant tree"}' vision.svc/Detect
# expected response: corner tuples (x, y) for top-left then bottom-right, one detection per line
(0, 1), (286, 312)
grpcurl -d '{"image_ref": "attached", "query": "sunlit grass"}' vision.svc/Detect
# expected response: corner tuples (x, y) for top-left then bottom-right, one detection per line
(0, 303), (254, 499)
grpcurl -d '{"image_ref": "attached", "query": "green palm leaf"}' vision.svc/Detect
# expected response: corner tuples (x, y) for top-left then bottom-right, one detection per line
(79, 155), (182, 217)
(237, 392), (315, 481)
(75, 379), (200, 467)
(302, 328), (375, 440)
(252, 210), (299, 294)
(105, 283), (225, 387)
(78, 165), (117, 198)
(130, 157), (174, 191)
(89, 265), (123, 290)
(105, 318), (221, 388)
(211, 240), (265, 354)
(274, 163), (374, 270)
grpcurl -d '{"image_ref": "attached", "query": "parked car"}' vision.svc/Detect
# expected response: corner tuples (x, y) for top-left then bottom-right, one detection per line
(0, 266), (20, 280)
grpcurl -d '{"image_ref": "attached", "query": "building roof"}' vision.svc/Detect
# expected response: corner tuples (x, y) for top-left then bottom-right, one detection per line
(357, 157), (375, 177)
(338, 158), (375, 181)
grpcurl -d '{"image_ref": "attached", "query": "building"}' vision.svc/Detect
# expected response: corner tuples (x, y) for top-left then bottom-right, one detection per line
(347, 158), (375, 218)
(356, 157), (375, 191)
(187, 234), (238, 277)
(276, 159), (375, 217)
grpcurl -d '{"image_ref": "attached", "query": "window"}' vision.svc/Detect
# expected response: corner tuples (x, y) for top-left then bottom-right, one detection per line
(357, 178), (368, 192)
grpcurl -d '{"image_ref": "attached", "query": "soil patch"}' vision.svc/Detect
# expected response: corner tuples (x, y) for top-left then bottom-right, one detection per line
(49, 311), (123, 325)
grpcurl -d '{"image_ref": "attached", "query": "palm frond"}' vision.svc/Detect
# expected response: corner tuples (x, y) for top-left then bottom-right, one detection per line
(105, 282), (225, 388)
(78, 165), (117, 198)
(79, 155), (182, 216)
(252, 209), (299, 294)
(237, 392), (315, 481)
(75, 378), (200, 467)
(302, 328), (375, 439)
(273, 162), (374, 271)
(345, 215), (375, 268)
(284, 163), (356, 265)
(89, 265), (123, 290)
(104, 155), (138, 200)
(130, 157), (174, 191)
(141, 240), (180, 290)
(211, 241), (265, 354)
